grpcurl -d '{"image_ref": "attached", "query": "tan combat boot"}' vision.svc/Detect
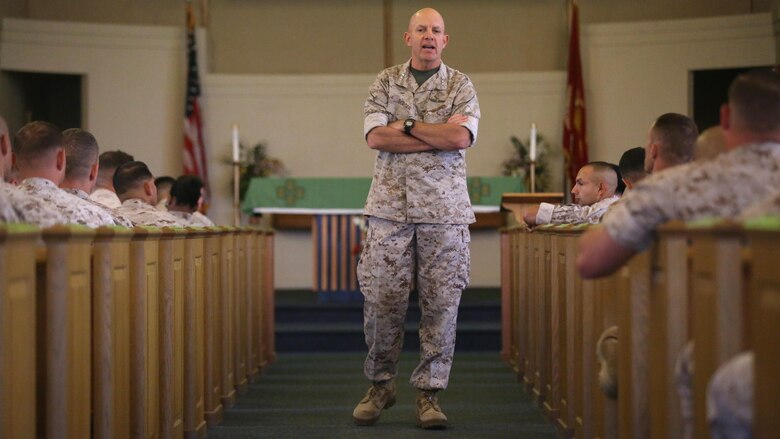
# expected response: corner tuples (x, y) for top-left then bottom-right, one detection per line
(416, 389), (448, 429)
(352, 380), (396, 426)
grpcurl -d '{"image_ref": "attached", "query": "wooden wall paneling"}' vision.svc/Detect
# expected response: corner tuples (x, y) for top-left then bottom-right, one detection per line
(129, 228), (162, 439)
(0, 225), (39, 439)
(92, 226), (133, 439)
(202, 229), (224, 425)
(183, 228), (207, 438)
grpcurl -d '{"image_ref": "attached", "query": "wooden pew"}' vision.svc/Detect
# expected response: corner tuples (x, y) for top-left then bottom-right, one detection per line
(129, 227), (162, 439)
(261, 229), (277, 364)
(220, 227), (237, 408)
(202, 228), (224, 426)
(0, 225), (39, 439)
(183, 228), (207, 438)
(40, 225), (95, 439)
(686, 221), (749, 439)
(500, 226), (512, 363)
(646, 222), (691, 439)
(244, 228), (260, 379)
(746, 220), (780, 437)
(92, 226), (133, 439)
(158, 228), (186, 439)
(233, 230), (249, 393)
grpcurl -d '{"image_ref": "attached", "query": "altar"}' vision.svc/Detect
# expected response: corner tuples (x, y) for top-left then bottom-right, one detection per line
(242, 176), (524, 300)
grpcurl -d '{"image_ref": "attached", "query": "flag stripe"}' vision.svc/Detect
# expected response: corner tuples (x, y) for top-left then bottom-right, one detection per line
(184, 4), (210, 199)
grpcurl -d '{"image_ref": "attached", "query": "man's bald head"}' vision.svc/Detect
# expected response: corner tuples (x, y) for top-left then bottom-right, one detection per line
(404, 7), (448, 70)
(408, 8), (445, 32)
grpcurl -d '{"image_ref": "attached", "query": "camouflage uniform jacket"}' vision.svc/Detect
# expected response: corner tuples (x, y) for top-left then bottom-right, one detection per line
(19, 177), (117, 227)
(0, 181), (65, 226)
(115, 198), (188, 228)
(89, 187), (121, 209)
(536, 195), (620, 225)
(63, 187), (134, 228)
(169, 210), (215, 227)
(603, 141), (780, 251)
(0, 185), (20, 223)
(363, 61), (480, 224)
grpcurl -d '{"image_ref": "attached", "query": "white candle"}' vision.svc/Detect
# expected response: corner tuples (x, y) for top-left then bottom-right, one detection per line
(232, 124), (240, 163)
(530, 123), (537, 162)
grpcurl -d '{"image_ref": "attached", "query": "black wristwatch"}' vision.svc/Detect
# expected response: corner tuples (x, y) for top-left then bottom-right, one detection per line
(403, 118), (415, 135)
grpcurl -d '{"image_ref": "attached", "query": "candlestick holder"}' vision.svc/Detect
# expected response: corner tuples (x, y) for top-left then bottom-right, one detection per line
(530, 160), (537, 193)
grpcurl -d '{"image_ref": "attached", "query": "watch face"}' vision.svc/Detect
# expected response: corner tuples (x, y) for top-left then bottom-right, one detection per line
(405, 120), (413, 127)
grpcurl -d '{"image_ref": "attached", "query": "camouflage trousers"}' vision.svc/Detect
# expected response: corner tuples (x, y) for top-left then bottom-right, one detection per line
(357, 217), (470, 390)
(676, 342), (753, 439)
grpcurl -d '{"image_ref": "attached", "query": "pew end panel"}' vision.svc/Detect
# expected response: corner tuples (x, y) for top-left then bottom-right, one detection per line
(0, 225), (40, 439)
(92, 226), (134, 439)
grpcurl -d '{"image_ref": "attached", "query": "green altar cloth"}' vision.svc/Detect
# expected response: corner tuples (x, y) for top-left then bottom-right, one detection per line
(241, 176), (525, 213)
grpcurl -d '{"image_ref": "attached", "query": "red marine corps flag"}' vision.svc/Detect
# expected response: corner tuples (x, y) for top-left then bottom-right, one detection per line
(183, 2), (210, 198)
(562, 0), (588, 188)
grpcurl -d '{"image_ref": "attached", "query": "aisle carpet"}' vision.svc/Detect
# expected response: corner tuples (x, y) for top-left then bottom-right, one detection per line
(207, 352), (557, 438)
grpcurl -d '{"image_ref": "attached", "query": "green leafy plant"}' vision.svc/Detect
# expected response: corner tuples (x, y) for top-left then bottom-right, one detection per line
(502, 134), (550, 192)
(226, 141), (287, 200)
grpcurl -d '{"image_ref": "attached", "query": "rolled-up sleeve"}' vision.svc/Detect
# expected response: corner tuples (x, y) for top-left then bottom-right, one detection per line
(451, 79), (480, 146)
(363, 73), (390, 138)
(536, 202), (555, 225)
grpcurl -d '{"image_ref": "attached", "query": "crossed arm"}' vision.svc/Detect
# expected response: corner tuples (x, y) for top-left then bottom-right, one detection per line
(366, 114), (472, 153)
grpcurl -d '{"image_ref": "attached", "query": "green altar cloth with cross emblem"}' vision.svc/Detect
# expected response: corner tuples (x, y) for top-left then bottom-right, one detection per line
(241, 176), (525, 214)
(242, 176), (524, 301)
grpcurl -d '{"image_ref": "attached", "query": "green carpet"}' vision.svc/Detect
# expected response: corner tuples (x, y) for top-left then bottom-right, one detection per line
(207, 352), (557, 438)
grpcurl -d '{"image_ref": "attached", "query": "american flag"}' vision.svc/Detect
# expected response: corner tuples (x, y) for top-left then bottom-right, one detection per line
(183, 3), (210, 198)
(562, 0), (588, 188)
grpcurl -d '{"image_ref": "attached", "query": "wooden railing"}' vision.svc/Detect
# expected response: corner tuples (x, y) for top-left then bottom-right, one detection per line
(500, 220), (779, 438)
(0, 224), (275, 439)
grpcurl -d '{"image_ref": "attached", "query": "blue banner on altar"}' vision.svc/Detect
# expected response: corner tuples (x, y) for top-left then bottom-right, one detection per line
(313, 214), (363, 302)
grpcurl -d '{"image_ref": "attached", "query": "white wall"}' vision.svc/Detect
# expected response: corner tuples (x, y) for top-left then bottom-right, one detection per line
(584, 13), (775, 163)
(0, 18), (185, 178)
(1, 13), (775, 288)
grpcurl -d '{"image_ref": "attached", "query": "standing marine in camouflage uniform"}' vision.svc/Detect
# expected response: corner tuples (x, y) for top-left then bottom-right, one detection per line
(523, 161), (620, 226)
(113, 161), (188, 228)
(13, 121), (118, 228)
(352, 7), (480, 430)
